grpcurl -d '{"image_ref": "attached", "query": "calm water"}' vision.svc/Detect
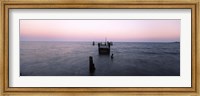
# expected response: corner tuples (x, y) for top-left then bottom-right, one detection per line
(20, 41), (180, 76)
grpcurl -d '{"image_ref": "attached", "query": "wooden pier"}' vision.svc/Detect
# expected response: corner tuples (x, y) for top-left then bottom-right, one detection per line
(98, 42), (112, 55)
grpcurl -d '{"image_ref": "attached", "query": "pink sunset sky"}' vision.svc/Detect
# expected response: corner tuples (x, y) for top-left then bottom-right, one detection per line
(20, 20), (180, 42)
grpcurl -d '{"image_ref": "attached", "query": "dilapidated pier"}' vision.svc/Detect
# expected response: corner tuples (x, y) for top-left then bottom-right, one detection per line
(98, 42), (112, 55)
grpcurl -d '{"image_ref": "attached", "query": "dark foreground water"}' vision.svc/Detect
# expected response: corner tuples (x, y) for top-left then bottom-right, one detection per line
(20, 41), (180, 76)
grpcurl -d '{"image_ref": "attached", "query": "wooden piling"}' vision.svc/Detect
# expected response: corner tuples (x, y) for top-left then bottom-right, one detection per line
(111, 54), (114, 59)
(92, 41), (95, 46)
(89, 56), (96, 73)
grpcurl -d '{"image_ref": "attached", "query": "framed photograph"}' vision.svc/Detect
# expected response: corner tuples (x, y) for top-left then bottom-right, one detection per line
(0, 0), (199, 95)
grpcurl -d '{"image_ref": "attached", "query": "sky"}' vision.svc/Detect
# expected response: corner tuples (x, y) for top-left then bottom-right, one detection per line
(20, 20), (180, 42)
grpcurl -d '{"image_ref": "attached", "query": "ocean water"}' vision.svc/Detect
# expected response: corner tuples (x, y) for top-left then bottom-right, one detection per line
(20, 41), (180, 76)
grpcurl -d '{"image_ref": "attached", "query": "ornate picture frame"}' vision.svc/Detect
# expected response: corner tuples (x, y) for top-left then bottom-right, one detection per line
(0, 0), (199, 95)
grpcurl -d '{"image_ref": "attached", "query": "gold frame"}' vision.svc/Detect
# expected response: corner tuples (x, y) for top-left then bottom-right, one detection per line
(0, 0), (199, 96)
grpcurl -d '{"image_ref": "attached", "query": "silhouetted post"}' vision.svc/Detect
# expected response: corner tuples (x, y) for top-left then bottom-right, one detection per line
(98, 43), (100, 47)
(98, 43), (100, 54)
(89, 56), (96, 73)
(108, 42), (111, 48)
(111, 54), (114, 59)
(93, 41), (95, 46)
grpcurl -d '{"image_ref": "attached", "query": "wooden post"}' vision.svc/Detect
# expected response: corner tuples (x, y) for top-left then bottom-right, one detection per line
(89, 56), (96, 73)
(111, 54), (114, 59)
(92, 41), (95, 46)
